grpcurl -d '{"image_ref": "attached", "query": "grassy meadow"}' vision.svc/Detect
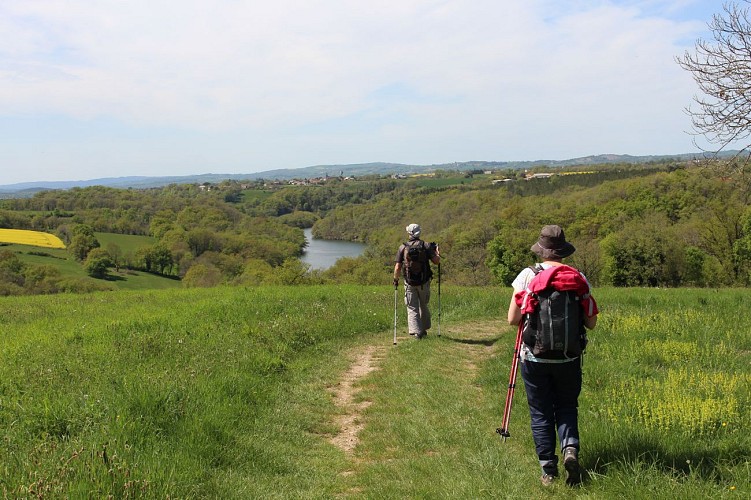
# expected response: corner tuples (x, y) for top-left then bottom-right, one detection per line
(1, 232), (181, 292)
(0, 285), (748, 498)
(94, 232), (156, 255)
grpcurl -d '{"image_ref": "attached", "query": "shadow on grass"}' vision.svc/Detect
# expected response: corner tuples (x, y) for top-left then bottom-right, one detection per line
(103, 274), (127, 282)
(583, 435), (750, 484)
(105, 270), (182, 282)
(442, 335), (503, 347)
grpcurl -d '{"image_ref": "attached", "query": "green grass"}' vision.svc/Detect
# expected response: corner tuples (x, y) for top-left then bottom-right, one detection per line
(579, 288), (750, 497)
(95, 232), (156, 254)
(240, 189), (274, 203)
(0, 286), (748, 498)
(102, 269), (182, 290)
(1, 243), (76, 270)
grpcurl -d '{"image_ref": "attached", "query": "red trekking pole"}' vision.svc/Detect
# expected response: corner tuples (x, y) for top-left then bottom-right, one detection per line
(497, 321), (524, 441)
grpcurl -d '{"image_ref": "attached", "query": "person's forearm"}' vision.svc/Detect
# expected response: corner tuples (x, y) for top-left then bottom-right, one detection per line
(508, 298), (521, 325)
(584, 315), (597, 329)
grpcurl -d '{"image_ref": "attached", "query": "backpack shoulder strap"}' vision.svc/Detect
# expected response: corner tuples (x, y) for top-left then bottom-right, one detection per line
(525, 265), (544, 289)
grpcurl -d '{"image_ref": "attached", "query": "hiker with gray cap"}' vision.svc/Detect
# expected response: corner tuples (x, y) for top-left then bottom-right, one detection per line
(507, 225), (599, 487)
(393, 224), (440, 339)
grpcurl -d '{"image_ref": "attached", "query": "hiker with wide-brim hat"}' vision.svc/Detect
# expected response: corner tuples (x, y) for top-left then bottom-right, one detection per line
(506, 225), (598, 487)
(529, 224), (576, 260)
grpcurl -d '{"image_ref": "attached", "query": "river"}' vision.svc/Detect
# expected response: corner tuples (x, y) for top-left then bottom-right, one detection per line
(301, 228), (367, 270)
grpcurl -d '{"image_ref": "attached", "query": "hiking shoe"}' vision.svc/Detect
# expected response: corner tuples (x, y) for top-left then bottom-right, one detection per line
(540, 473), (557, 486)
(563, 447), (581, 486)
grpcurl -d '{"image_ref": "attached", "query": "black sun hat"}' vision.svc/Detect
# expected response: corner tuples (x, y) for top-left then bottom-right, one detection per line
(530, 225), (576, 260)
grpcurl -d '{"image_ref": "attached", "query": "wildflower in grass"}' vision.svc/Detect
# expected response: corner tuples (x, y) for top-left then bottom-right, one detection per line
(606, 367), (748, 435)
(642, 339), (699, 364)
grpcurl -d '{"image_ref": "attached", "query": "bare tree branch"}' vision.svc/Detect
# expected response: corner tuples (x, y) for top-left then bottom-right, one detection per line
(677, 1), (751, 181)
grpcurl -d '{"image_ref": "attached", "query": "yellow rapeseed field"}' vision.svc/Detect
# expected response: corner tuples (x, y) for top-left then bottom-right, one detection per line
(0, 229), (66, 249)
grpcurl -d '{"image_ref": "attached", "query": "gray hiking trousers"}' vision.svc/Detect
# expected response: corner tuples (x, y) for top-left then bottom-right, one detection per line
(404, 281), (431, 335)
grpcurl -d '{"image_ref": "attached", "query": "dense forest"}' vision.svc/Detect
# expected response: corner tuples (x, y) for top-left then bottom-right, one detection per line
(1, 160), (750, 295)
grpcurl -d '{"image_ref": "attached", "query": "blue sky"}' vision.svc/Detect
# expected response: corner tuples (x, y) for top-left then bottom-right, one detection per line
(0, 0), (734, 184)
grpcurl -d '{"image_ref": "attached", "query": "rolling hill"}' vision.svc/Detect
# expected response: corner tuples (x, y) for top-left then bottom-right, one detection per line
(0, 152), (723, 197)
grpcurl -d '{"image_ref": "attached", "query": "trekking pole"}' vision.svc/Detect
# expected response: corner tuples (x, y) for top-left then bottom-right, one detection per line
(497, 321), (524, 441)
(393, 282), (398, 345)
(437, 262), (441, 337)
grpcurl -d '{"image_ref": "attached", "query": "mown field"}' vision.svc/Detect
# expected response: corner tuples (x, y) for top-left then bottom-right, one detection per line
(0, 286), (748, 498)
(94, 232), (156, 255)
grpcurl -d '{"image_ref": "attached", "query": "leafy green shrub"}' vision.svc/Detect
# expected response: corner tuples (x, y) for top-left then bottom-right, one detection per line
(182, 262), (222, 287)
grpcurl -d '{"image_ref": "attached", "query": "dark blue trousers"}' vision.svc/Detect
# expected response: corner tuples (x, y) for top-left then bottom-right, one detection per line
(520, 358), (582, 472)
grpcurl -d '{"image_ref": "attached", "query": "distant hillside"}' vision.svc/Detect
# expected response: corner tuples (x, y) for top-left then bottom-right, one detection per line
(0, 152), (725, 197)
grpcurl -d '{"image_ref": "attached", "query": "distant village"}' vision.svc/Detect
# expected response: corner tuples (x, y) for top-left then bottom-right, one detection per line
(195, 168), (592, 192)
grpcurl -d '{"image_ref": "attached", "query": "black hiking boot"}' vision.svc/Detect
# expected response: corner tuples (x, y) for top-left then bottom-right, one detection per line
(563, 447), (581, 486)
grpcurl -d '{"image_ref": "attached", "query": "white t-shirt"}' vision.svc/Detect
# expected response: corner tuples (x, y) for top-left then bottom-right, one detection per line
(512, 263), (591, 292)
(511, 263), (552, 293)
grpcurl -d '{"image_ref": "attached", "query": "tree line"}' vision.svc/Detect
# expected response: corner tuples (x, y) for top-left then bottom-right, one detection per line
(314, 162), (751, 287)
(1, 161), (750, 294)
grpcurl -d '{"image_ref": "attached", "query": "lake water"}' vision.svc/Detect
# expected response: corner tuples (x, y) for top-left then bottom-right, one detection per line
(301, 228), (367, 270)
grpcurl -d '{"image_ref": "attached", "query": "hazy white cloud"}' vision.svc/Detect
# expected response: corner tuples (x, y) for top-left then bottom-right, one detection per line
(0, 0), (730, 183)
